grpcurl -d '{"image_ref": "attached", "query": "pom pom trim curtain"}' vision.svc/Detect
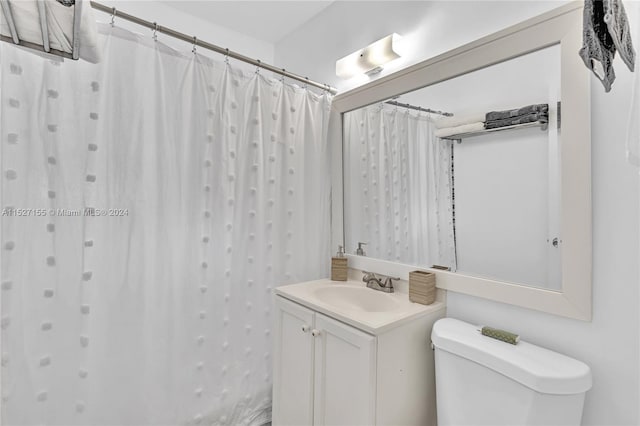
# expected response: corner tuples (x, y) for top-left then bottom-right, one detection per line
(0, 23), (332, 425)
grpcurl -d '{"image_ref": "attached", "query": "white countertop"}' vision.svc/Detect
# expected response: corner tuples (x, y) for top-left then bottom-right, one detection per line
(274, 278), (445, 335)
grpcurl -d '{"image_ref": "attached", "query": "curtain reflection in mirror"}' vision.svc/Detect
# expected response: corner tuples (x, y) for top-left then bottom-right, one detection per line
(344, 105), (456, 270)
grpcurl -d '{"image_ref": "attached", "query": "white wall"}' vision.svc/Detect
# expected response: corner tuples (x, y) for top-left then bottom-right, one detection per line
(276, 2), (640, 424)
(275, 1), (570, 93)
(91, 0), (274, 64)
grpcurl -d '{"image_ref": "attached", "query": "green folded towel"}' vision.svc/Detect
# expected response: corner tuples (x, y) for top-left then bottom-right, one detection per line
(480, 326), (520, 345)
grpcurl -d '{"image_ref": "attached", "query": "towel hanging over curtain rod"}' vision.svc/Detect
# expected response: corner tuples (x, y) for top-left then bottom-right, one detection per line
(0, 0), (100, 62)
(0, 0), (336, 93)
(89, 1), (337, 94)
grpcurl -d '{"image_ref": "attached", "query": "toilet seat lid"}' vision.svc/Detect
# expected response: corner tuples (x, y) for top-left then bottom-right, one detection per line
(431, 318), (592, 395)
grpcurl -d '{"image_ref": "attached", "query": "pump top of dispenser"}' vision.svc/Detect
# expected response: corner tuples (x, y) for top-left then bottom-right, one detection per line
(356, 242), (367, 256)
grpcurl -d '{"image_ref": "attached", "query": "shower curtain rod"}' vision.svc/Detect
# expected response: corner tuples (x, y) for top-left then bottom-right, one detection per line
(89, 1), (338, 95)
(384, 100), (453, 117)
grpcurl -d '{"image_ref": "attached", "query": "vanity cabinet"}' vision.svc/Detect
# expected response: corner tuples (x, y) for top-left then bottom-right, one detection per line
(273, 297), (376, 425)
(272, 290), (445, 426)
(272, 297), (316, 425)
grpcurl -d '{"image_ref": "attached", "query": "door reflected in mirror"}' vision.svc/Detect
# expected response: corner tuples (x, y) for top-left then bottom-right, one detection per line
(343, 44), (561, 290)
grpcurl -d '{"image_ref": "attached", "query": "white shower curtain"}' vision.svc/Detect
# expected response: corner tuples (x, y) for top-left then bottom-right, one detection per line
(344, 105), (456, 269)
(0, 24), (332, 426)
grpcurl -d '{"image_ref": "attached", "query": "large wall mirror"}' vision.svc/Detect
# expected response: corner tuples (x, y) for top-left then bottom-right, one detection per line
(332, 3), (592, 320)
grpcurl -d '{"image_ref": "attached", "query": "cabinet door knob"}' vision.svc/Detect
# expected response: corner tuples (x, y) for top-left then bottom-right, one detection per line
(302, 325), (310, 333)
(311, 329), (320, 337)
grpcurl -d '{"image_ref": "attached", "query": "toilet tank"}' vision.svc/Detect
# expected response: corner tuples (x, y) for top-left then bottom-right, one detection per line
(431, 318), (592, 426)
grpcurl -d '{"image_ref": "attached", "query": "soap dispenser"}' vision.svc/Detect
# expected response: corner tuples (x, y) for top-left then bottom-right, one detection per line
(331, 245), (348, 281)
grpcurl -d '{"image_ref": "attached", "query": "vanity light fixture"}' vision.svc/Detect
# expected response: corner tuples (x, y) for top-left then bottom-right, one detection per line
(336, 33), (403, 79)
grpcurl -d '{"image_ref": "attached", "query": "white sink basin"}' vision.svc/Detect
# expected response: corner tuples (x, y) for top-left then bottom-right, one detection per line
(314, 286), (401, 312)
(275, 279), (444, 334)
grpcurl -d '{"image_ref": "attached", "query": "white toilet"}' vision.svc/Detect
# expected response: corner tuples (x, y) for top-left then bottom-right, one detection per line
(431, 318), (592, 425)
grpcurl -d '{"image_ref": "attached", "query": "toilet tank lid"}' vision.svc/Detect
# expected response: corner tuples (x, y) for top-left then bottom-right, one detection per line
(431, 318), (592, 395)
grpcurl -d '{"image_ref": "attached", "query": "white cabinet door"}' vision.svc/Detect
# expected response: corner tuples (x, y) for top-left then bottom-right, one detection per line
(273, 297), (315, 426)
(313, 313), (377, 426)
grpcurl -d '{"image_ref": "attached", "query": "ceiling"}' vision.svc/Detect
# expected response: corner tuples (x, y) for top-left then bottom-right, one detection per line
(163, 1), (335, 44)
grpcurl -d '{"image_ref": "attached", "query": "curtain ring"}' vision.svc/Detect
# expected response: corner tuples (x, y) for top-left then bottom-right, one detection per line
(192, 36), (197, 54)
(303, 77), (310, 90)
(224, 48), (229, 63)
(110, 7), (116, 27)
(255, 59), (261, 74)
(280, 69), (286, 83)
(152, 22), (158, 41)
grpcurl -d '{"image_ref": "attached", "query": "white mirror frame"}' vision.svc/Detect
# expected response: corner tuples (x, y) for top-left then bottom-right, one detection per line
(331, 2), (592, 321)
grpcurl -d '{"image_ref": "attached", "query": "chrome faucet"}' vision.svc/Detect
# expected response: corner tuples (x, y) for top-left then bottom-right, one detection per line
(362, 271), (400, 293)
